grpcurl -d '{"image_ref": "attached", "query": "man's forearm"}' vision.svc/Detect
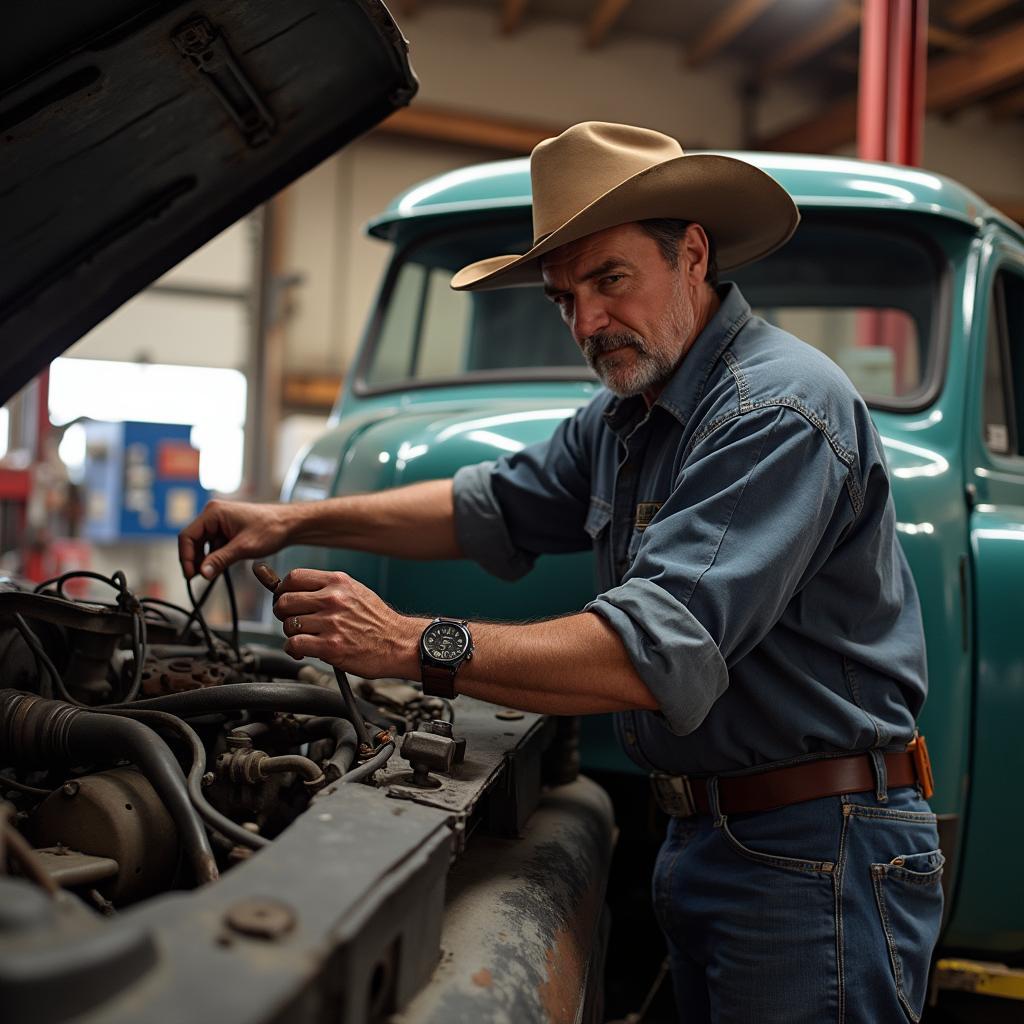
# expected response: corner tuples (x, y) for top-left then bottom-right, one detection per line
(396, 610), (660, 716)
(290, 479), (461, 560)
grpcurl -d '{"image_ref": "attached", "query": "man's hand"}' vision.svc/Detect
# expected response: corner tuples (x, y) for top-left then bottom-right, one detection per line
(272, 569), (422, 679)
(179, 500), (295, 580)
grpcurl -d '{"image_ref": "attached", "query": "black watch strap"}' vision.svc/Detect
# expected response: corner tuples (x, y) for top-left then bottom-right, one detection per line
(421, 663), (458, 700)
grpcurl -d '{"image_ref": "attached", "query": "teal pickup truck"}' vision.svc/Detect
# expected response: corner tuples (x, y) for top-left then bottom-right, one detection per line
(280, 152), (1024, 986)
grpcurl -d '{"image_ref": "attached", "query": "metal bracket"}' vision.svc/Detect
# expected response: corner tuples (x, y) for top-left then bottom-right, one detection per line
(172, 17), (276, 147)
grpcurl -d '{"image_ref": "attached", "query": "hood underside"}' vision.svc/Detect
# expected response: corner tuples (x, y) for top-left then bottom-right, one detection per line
(0, 0), (417, 402)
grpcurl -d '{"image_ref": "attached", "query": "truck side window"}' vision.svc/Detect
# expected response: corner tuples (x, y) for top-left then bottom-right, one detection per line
(983, 271), (1023, 457)
(362, 224), (587, 390)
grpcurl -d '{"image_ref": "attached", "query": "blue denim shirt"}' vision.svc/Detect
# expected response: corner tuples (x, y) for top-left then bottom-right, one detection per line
(452, 283), (927, 775)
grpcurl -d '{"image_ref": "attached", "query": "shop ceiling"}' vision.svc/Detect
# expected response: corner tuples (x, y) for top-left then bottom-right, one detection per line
(387, 0), (1024, 153)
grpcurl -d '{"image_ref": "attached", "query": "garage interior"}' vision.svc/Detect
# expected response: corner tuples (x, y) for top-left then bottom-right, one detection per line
(2, 1), (1024, 1022)
(7, 0), (1020, 616)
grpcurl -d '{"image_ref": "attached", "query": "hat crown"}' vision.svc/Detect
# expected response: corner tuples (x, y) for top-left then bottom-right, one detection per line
(530, 122), (684, 245)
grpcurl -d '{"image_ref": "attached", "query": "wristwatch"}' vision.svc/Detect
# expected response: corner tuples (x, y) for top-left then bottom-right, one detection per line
(419, 617), (473, 699)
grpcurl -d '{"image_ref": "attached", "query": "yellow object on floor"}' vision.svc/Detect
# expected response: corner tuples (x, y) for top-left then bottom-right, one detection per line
(934, 959), (1024, 1001)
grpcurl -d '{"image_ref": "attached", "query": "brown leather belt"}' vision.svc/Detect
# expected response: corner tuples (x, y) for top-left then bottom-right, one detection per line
(651, 742), (932, 819)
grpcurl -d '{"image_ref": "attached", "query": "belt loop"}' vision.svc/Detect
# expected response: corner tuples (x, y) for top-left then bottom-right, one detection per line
(869, 749), (889, 803)
(707, 776), (725, 828)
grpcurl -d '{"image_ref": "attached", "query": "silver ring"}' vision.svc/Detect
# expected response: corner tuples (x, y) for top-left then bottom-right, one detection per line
(290, 616), (302, 633)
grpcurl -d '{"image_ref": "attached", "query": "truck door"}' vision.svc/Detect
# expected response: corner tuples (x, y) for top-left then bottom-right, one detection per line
(955, 252), (1024, 955)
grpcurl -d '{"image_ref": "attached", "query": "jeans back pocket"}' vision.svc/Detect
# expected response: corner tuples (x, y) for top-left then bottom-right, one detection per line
(871, 849), (945, 1021)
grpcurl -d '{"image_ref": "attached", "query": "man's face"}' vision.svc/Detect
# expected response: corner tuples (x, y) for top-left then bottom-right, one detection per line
(540, 223), (701, 399)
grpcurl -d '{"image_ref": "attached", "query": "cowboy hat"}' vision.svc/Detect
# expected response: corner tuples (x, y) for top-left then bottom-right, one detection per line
(450, 121), (800, 292)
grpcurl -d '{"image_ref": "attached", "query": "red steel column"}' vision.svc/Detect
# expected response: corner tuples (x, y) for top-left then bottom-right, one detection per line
(858, 0), (928, 166)
(856, 0), (928, 393)
(858, 0), (890, 162)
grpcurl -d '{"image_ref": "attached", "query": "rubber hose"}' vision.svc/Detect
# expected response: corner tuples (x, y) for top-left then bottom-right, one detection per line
(246, 647), (304, 680)
(107, 682), (387, 733)
(98, 708), (268, 851)
(66, 711), (218, 884)
(334, 668), (372, 749)
(228, 720), (272, 744)
(340, 742), (395, 784)
(302, 716), (359, 776)
(260, 754), (324, 786)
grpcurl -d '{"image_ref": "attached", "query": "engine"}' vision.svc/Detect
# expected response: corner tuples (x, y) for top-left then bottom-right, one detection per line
(0, 568), (447, 911)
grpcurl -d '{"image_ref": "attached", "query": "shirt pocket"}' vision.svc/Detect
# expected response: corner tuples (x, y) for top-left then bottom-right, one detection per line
(583, 497), (612, 541)
(584, 497), (614, 583)
(627, 526), (644, 563)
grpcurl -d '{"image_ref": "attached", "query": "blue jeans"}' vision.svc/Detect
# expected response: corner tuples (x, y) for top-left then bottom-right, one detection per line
(652, 782), (944, 1023)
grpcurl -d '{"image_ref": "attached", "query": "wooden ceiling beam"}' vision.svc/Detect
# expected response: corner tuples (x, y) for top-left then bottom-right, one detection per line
(501, 0), (529, 34)
(927, 20), (1024, 110)
(687, 0), (776, 68)
(943, 0), (1019, 29)
(757, 19), (1024, 150)
(376, 104), (558, 154)
(926, 23), (976, 51)
(758, 1), (860, 78)
(586, 0), (634, 49)
(990, 85), (1024, 119)
(756, 95), (858, 153)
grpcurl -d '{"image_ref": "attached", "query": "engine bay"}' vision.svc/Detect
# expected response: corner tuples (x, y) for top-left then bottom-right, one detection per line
(0, 567), (567, 1023)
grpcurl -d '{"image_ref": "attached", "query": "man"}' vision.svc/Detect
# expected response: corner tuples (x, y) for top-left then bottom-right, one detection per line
(180, 123), (944, 1022)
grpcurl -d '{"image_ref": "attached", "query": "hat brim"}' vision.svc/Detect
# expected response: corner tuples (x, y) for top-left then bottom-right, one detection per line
(450, 153), (800, 292)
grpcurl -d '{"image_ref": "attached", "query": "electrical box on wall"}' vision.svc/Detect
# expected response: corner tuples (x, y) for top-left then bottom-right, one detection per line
(83, 421), (208, 541)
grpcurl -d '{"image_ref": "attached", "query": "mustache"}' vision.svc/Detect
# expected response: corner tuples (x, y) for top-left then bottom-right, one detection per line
(582, 331), (647, 363)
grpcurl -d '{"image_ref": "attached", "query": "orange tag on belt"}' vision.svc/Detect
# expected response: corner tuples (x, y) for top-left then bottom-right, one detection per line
(909, 733), (935, 800)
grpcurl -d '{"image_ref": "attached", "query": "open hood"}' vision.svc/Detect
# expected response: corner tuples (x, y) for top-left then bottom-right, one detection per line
(0, 0), (417, 402)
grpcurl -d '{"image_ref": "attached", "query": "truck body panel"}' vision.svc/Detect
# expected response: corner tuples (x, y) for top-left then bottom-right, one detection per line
(281, 153), (1024, 960)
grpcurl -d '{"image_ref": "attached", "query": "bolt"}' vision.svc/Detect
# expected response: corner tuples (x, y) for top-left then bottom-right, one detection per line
(495, 709), (524, 721)
(224, 898), (296, 940)
(61, 781), (79, 798)
(201, 772), (215, 788)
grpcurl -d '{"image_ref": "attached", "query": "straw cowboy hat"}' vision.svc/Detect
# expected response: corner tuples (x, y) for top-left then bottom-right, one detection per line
(450, 121), (800, 292)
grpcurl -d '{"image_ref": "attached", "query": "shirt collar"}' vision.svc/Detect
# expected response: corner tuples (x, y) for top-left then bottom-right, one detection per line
(603, 282), (752, 438)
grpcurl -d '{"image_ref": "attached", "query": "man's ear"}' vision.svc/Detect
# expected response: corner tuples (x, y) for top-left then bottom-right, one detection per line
(680, 223), (710, 286)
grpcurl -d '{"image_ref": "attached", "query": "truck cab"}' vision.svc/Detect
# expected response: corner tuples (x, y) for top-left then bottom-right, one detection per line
(280, 153), (1024, 970)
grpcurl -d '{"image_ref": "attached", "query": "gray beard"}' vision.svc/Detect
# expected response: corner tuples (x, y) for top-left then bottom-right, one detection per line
(583, 330), (678, 398)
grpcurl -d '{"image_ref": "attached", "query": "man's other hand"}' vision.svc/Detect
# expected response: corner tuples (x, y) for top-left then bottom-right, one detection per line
(272, 568), (420, 679)
(179, 500), (293, 580)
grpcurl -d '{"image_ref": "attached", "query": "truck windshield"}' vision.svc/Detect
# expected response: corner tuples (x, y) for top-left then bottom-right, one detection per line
(359, 216), (945, 409)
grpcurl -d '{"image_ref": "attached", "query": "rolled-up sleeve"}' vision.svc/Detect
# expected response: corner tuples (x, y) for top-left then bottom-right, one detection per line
(587, 577), (729, 734)
(452, 462), (536, 581)
(587, 405), (857, 735)
(452, 402), (603, 581)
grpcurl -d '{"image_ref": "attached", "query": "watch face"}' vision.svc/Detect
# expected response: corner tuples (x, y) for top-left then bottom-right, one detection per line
(422, 621), (469, 662)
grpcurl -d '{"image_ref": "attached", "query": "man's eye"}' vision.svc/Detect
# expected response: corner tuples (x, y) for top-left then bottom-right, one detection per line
(602, 275), (623, 286)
